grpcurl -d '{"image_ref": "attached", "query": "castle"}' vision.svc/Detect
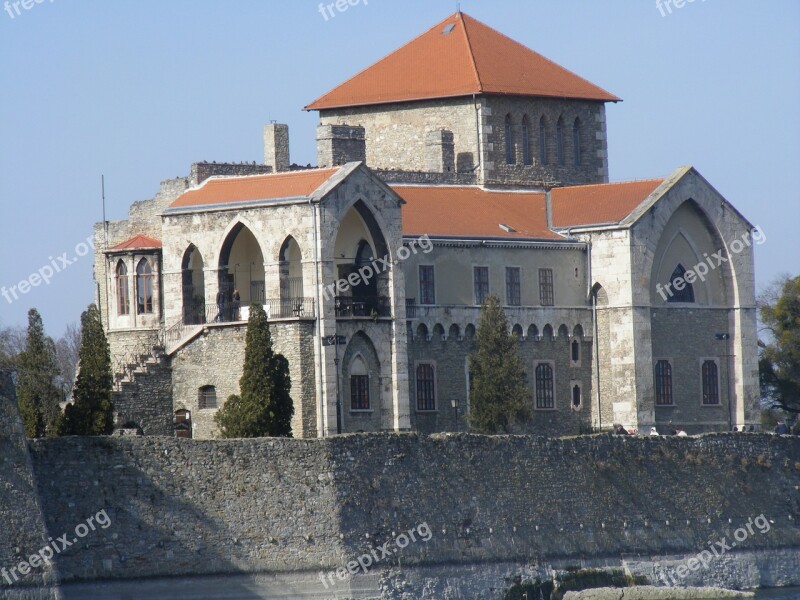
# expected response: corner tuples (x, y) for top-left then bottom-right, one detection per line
(94, 12), (760, 440)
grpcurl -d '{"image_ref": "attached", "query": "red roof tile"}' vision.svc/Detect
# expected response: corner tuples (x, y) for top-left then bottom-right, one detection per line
(168, 168), (340, 209)
(550, 179), (664, 228)
(109, 234), (162, 251)
(394, 186), (561, 240)
(307, 12), (620, 110)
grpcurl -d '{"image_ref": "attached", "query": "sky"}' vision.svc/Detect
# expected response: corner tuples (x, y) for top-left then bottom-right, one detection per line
(1, 0), (798, 338)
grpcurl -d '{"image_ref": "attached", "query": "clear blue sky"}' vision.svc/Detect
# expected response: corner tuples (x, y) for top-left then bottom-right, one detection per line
(1, 0), (798, 337)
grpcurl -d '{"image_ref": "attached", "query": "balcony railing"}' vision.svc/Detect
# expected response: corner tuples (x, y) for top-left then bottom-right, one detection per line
(181, 297), (315, 326)
(335, 296), (392, 318)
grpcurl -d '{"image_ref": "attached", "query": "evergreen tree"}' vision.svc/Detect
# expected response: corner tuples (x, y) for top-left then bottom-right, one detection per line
(16, 309), (62, 438)
(468, 295), (531, 434)
(215, 303), (293, 437)
(759, 274), (800, 414)
(61, 304), (114, 435)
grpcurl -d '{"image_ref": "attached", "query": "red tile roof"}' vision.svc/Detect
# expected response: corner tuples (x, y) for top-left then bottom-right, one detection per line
(394, 186), (561, 240)
(168, 168), (339, 209)
(109, 234), (162, 251)
(550, 179), (664, 228)
(307, 12), (620, 110)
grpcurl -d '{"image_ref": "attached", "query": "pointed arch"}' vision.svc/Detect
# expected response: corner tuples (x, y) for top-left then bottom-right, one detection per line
(115, 260), (129, 316)
(504, 113), (515, 165)
(667, 263), (695, 303)
(181, 244), (205, 324)
(136, 258), (154, 315)
(279, 235), (304, 304)
(218, 222), (265, 310)
(542, 324), (554, 340)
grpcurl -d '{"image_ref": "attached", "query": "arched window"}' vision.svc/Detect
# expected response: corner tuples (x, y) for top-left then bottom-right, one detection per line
(535, 362), (554, 409)
(539, 116), (548, 165)
(416, 363), (436, 411)
(136, 259), (154, 315)
(116, 261), (129, 316)
(573, 117), (582, 165)
(521, 116), (532, 165)
(198, 385), (217, 409)
(350, 356), (370, 411)
(667, 264), (695, 303)
(556, 116), (565, 166)
(702, 360), (719, 405)
(654, 360), (673, 405)
(504, 114), (515, 165)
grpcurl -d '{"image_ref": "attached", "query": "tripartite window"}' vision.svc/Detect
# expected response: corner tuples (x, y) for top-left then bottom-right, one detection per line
(505, 267), (521, 306)
(136, 258), (154, 315)
(538, 268), (554, 306)
(655, 360), (673, 406)
(116, 260), (129, 316)
(474, 267), (489, 305)
(198, 385), (217, 409)
(419, 265), (435, 305)
(702, 360), (719, 405)
(504, 114), (515, 165)
(416, 363), (436, 411)
(535, 362), (555, 409)
(667, 264), (695, 303)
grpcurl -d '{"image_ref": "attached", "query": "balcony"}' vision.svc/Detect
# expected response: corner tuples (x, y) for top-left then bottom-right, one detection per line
(181, 297), (315, 326)
(335, 296), (392, 318)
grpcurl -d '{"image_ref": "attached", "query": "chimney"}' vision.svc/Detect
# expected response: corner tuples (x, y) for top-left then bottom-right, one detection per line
(425, 130), (455, 173)
(264, 123), (290, 172)
(316, 124), (366, 168)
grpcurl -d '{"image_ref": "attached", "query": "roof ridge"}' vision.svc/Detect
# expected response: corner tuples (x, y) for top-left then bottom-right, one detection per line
(458, 12), (484, 94)
(553, 177), (664, 191)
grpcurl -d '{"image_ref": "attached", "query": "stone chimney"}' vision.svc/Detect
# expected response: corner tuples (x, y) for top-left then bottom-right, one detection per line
(317, 124), (366, 168)
(264, 123), (290, 173)
(425, 130), (455, 173)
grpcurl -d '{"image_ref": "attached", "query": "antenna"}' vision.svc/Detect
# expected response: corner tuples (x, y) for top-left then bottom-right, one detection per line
(102, 174), (108, 249)
(457, 2), (461, 13)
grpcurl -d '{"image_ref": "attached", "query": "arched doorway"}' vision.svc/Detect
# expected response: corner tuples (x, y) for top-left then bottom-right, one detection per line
(218, 223), (265, 321)
(181, 245), (205, 324)
(279, 236), (304, 317)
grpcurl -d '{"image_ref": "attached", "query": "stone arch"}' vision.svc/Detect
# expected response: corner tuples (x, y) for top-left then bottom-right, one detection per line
(542, 324), (554, 340)
(573, 324), (585, 340)
(416, 322), (430, 341)
(432, 323), (446, 341)
(464, 323), (476, 340)
(135, 258), (155, 315)
(278, 235), (304, 304)
(558, 324), (570, 340)
(512, 323), (524, 340)
(218, 222), (265, 310)
(181, 244), (205, 325)
(527, 324), (540, 340)
(448, 323), (461, 341)
(341, 331), (383, 432)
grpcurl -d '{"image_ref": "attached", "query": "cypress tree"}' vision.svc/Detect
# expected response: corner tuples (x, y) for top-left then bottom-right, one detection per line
(61, 304), (114, 435)
(468, 294), (531, 434)
(215, 303), (293, 437)
(16, 309), (62, 438)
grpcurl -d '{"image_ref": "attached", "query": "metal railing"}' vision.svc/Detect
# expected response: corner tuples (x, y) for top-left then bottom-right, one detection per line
(335, 296), (392, 318)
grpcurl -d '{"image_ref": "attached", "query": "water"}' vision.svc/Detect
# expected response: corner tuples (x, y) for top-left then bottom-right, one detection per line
(51, 575), (800, 600)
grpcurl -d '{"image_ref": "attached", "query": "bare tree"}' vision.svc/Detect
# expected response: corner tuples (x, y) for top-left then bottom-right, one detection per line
(0, 324), (26, 368)
(55, 321), (82, 400)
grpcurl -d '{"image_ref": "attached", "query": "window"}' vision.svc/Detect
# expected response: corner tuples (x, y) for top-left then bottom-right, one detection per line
(522, 116), (532, 165)
(505, 267), (521, 306)
(198, 385), (217, 409)
(136, 259), (154, 314)
(535, 362), (555, 409)
(571, 339), (580, 363)
(556, 117), (565, 166)
(538, 268), (554, 306)
(350, 356), (370, 410)
(539, 117), (548, 165)
(655, 360), (673, 406)
(419, 265), (435, 305)
(667, 264), (695, 303)
(573, 118), (582, 166)
(504, 114), (515, 165)
(572, 384), (581, 408)
(416, 363), (436, 411)
(702, 360), (719, 405)
(116, 261), (129, 316)
(473, 267), (489, 305)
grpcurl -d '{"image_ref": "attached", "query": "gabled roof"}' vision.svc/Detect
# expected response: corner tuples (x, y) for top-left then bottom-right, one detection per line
(306, 12), (620, 110)
(108, 234), (162, 251)
(550, 179), (665, 228)
(394, 186), (562, 241)
(167, 168), (340, 210)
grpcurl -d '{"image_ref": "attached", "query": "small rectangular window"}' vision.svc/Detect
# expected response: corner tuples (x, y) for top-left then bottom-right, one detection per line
(505, 267), (521, 306)
(474, 267), (489, 305)
(416, 364), (436, 411)
(198, 386), (217, 409)
(350, 375), (370, 410)
(419, 265), (435, 305)
(655, 360), (673, 406)
(535, 362), (555, 409)
(702, 360), (719, 405)
(539, 268), (554, 306)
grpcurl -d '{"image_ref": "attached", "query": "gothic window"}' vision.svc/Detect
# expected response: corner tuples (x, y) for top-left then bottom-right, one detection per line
(116, 260), (129, 316)
(535, 362), (555, 409)
(556, 116), (565, 166)
(473, 267), (489, 305)
(522, 115), (532, 165)
(573, 117), (582, 166)
(539, 116), (548, 165)
(539, 268), (554, 306)
(667, 264), (695, 303)
(198, 385), (217, 409)
(504, 114), (515, 165)
(702, 360), (719, 405)
(505, 267), (521, 306)
(655, 360), (673, 406)
(419, 265), (435, 305)
(572, 384), (582, 408)
(136, 258), (154, 315)
(350, 356), (370, 411)
(416, 363), (436, 411)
